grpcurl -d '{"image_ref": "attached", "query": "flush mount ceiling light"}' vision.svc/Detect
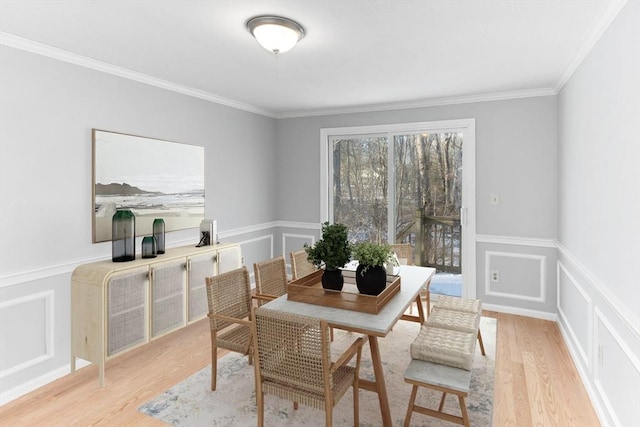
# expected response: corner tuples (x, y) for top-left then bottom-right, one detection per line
(246, 15), (305, 55)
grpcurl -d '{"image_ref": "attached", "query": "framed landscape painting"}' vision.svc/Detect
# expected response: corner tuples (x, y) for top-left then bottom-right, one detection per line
(92, 129), (205, 243)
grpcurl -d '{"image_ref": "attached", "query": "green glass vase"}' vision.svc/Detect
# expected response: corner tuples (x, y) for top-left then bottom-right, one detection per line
(112, 209), (135, 262)
(153, 218), (165, 254)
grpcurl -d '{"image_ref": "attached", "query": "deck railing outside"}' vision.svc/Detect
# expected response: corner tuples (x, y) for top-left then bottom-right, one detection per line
(402, 212), (461, 274)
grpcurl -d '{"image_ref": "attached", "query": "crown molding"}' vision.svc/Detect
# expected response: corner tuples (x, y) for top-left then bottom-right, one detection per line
(1, 31), (560, 120)
(275, 88), (557, 119)
(553, 0), (628, 93)
(0, 32), (276, 118)
(5, 0), (624, 123)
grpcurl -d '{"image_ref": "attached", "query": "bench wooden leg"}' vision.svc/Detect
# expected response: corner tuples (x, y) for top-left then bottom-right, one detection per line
(403, 380), (471, 426)
(477, 329), (486, 356)
(404, 385), (418, 427)
(438, 392), (447, 412)
(458, 394), (470, 427)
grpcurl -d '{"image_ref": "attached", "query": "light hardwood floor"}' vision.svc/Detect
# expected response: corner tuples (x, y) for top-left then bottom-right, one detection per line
(0, 311), (600, 426)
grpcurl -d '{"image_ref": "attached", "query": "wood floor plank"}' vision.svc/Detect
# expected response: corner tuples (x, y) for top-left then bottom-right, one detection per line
(0, 312), (600, 426)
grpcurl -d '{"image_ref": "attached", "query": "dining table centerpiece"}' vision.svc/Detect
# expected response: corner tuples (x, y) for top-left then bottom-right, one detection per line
(304, 222), (352, 291)
(352, 241), (398, 295)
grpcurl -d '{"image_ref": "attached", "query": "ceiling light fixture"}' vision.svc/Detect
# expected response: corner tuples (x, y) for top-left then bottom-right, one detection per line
(246, 15), (305, 55)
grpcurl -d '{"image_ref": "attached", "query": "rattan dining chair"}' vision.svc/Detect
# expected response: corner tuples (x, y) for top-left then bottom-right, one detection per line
(252, 306), (366, 427)
(290, 249), (317, 280)
(206, 266), (253, 391)
(391, 243), (427, 314)
(390, 243), (413, 265)
(253, 255), (288, 305)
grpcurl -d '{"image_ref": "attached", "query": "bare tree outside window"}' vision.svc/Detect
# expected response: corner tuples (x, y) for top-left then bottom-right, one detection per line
(332, 132), (463, 273)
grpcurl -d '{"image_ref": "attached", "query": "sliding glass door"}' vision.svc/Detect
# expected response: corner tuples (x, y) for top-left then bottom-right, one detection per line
(322, 119), (476, 296)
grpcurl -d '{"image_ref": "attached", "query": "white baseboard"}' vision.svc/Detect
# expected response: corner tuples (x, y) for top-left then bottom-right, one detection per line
(481, 302), (557, 321)
(556, 318), (609, 426)
(0, 359), (90, 406)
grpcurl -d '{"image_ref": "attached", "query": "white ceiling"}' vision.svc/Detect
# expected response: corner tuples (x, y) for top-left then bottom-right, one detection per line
(0, 0), (627, 118)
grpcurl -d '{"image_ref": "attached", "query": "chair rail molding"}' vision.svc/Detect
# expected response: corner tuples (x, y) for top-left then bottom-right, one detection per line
(475, 234), (556, 248)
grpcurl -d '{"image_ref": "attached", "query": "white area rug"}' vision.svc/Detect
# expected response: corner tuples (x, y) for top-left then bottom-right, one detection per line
(139, 317), (496, 426)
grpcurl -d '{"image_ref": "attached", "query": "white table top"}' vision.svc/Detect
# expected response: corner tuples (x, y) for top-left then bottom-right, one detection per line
(263, 265), (435, 337)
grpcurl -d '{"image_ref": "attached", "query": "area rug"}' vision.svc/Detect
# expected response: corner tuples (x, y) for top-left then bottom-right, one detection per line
(139, 317), (496, 426)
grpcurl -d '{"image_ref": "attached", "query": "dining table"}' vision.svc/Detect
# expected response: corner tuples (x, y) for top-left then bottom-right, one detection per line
(262, 264), (436, 427)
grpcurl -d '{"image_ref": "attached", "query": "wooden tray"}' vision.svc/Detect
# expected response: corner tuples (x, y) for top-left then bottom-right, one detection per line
(287, 269), (401, 314)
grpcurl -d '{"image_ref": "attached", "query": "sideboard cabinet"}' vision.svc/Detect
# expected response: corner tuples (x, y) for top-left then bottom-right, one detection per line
(71, 243), (242, 386)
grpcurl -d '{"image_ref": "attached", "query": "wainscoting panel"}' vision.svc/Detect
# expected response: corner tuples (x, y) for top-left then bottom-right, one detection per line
(556, 242), (640, 426)
(235, 234), (273, 283)
(0, 291), (54, 379)
(484, 251), (546, 302)
(594, 307), (640, 426)
(282, 233), (315, 273)
(557, 262), (592, 369)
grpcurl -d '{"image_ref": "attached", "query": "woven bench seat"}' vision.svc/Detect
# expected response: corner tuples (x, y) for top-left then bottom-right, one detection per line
(426, 306), (480, 334)
(410, 325), (476, 371)
(433, 295), (481, 314)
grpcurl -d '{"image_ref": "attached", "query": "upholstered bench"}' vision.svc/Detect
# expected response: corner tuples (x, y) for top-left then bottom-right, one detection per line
(410, 325), (477, 370)
(404, 358), (473, 427)
(427, 305), (486, 356)
(434, 294), (481, 314)
(404, 296), (485, 427)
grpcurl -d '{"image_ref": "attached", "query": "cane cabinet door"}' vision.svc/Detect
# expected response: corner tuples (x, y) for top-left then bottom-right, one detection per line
(186, 252), (216, 322)
(107, 266), (149, 357)
(150, 258), (187, 338)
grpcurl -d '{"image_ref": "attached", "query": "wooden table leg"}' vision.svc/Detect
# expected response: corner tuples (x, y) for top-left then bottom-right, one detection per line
(415, 294), (425, 324)
(368, 336), (392, 426)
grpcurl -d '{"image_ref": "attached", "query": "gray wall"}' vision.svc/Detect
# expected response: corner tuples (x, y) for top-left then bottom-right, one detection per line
(276, 96), (559, 314)
(0, 45), (278, 402)
(556, 1), (640, 425)
(1, 5), (638, 422)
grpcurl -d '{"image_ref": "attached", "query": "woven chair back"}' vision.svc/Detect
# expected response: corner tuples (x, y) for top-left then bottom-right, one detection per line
(206, 267), (252, 332)
(253, 256), (288, 298)
(290, 249), (317, 280)
(254, 307), (331, 394)
(391, 243), (413, 265)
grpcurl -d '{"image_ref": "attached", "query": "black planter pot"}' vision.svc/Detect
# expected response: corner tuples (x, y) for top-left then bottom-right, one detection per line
(356, 265), (387, 295)
(321, 269), (344, 291)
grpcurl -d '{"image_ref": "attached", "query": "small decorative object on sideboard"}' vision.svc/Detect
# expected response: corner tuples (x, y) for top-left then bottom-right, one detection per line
(112, 209), (135, 262)
(153, 218), (165, 254)
(304, 222), (352, 291)
(141, 236), (157, 258)
(197, 219), (215, 247)
(352, 241), (398, 295)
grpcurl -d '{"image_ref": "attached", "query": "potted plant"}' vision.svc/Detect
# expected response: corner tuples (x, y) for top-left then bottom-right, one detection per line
(352, 241), (398, 295)
(304, 222), (352, 291)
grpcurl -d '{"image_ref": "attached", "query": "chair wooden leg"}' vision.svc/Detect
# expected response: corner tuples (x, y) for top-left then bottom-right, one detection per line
(326, 403), (333, 427)
(477, 329), (486, 356)
(353, 374), (359, 426)
(211, 333), (217, 391)
(257, 391), (264, 427)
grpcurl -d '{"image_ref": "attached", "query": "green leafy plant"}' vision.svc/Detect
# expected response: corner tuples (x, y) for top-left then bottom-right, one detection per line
(304, 222), (352, 271)
(353, 241), (398, 275)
